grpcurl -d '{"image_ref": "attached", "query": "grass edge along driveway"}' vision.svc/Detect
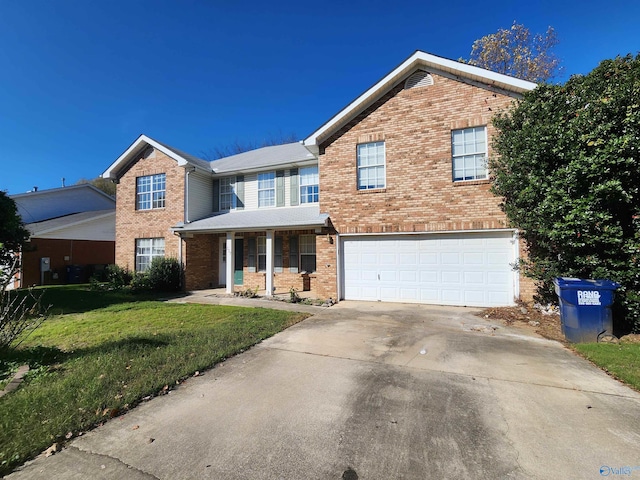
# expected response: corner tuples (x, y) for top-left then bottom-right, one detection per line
(0, 295), (308, 476)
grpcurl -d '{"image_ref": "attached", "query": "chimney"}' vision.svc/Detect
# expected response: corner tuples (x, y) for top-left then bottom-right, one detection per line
(62, 177), (66, 187)
(33, 186), (38, 192)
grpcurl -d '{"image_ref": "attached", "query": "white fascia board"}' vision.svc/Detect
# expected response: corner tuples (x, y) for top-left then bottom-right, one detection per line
(304, 51), (537, 147)
(172, 222), (327, 235)
(102, 134), (209, 179)
(30, 211), (115, 237)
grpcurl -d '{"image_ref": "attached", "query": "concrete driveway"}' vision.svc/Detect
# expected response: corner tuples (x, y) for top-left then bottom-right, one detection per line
(8, 301), (640, 479)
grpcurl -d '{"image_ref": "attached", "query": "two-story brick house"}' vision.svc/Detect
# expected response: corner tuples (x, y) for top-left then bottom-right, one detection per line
(102, 51), (537, 307)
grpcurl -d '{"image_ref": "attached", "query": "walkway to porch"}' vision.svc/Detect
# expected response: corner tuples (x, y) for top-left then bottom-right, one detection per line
(167, 288), (329, 314)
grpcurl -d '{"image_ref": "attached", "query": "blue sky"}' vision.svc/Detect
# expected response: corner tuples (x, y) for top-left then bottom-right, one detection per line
(1, 0), (638, 195)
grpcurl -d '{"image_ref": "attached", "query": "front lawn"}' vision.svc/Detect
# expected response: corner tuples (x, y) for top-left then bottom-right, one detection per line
(0, 287), (307, 475)
(573, 343), (640, 392)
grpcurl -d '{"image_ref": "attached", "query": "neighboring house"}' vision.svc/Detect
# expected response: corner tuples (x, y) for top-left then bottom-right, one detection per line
(10, 184), (116, 287)
(102, 51), (537, 307)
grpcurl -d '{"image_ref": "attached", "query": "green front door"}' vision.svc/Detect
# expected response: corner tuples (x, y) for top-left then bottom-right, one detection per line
(234, 238), (243, 285)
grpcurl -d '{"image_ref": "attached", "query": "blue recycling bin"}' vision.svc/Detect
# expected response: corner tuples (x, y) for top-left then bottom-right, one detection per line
(553, 278), (620, 343)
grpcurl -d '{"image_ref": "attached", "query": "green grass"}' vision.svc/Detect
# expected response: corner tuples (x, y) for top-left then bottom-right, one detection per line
(574, 343), (640, 391)
(0, 286), (307, 475)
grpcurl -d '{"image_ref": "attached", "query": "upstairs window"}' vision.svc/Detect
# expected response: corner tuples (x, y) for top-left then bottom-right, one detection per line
(300, 166), (319, 204)
(258, 172), (275, 207)
(452, 126), (488, 181)
(357, 142), (385, 190)
(136, 173), (166, 210)
(220, 177), (234, 211)
(135, 237), (165, 272)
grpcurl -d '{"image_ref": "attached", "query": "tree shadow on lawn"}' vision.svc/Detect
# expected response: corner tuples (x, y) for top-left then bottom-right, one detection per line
(13, 285), (176, 316)
(1, 337), (170, 384)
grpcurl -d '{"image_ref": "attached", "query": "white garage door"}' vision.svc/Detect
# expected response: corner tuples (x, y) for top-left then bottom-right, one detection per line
(342, 232), (516, 307)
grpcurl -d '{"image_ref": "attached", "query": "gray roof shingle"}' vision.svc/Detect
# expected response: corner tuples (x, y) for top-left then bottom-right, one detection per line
(210, 142), (316, 174)
(174, 205), (328, 232)
(27, 210), (115, 236)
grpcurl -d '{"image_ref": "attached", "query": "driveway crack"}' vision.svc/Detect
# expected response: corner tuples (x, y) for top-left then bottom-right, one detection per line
(68, 445), (160, 479)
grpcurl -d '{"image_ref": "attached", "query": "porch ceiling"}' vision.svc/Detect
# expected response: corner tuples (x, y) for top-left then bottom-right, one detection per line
(173, 205), (329, 234)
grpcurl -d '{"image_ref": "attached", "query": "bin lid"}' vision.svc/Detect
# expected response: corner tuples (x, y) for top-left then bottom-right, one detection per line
(553, 277), (620, 290)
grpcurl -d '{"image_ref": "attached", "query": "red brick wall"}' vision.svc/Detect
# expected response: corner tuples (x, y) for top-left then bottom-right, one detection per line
(318, 74), (517, 233)
(183, 230), (338, 298)
(21, 238), (114, 286)
(115, 149), (184, 271)
(183, 234), (216, 290)
(318, 72), (528, 299)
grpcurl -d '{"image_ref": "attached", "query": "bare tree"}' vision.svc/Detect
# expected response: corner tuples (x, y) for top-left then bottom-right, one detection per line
(202, 131), (299, 161)
(463, 22), (561, 83)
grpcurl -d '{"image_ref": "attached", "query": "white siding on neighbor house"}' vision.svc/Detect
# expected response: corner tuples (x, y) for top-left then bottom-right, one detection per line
(187, 171), (213, 222)
(36, 215), (116, 241)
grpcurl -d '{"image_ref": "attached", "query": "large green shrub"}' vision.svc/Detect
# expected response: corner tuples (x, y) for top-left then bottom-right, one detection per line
(491, 54), (640, 333)
(146, 257), (183, 292)
(105, 264), (132, 289)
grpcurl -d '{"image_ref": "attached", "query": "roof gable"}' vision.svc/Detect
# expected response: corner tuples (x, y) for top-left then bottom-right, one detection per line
(303, 50), (537, 149)
(102, 134), (211, 180)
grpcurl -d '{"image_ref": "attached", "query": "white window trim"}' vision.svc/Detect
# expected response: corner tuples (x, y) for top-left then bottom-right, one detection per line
(357, 142), (386, 190)
(135, 237), (165, 272)
(258, 172), (276, 208)
(136, 173), (166, 210)
(299, 234), (316, 273)
(257, 236), (266, 272)
(300, 166), (319, 204)
(220, 176), (235, 211)
(452, 126), (488, 182)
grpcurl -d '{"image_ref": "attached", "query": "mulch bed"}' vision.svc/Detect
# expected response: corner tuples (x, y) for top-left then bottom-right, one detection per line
(476, 303), (565, 343)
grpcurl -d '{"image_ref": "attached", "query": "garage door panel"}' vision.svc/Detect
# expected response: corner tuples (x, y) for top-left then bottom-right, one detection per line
(361, 253), (378, 265)
(488, 252), (510, 264)
(464, 272), (485, 284)
(342, 232), (516, 307)
(441, 252), (460, 264)
(379, 270), (397, 281)
(442, 289), (462, 302)
(399, 253), (417, 265)
(419, 253), (438, 265)
(463, 252), (484, 264)
(441, 271), (461, 284)
(360, 270), (378, 281)
(464, 290), (485, 304)
(399, 288), (418, 301)
(380, 253), (396, 264)
(488, 272), (510, 285)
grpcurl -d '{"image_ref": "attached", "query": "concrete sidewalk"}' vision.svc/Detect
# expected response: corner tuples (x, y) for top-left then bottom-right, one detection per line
(166, 289), (327, 314)
(7, 301), (640, 479)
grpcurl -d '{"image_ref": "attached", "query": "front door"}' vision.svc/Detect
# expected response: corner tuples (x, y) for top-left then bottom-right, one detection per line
(218, 237), (226, 286)
(234, 238), (243, 285)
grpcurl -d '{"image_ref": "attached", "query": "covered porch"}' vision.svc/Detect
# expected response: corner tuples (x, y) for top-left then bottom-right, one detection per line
(173, 206), (336, 299)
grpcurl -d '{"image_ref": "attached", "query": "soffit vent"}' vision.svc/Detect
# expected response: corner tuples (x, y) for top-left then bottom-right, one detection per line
(404, 70), (434, 89)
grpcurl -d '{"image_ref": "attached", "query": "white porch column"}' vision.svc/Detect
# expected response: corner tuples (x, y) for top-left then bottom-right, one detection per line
(265, 230), (274, 297)
(225, 232), (235, 295)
